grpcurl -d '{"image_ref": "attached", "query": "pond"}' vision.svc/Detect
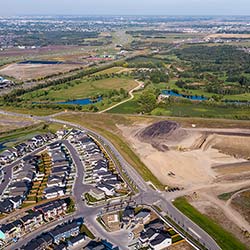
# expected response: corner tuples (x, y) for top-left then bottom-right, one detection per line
(0, 143), (6, 151)
(58, 96), (102, 106)
(162, 90), (208, 101)
(19, 60), (63, 65)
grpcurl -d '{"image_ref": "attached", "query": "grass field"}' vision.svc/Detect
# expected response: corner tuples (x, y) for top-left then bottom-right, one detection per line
(92, 66), (125, 75)
(107, 98), (140, 114)
(173, 197), (249, 250)
(107, 97), (250, 119)
(0, 113), (35, 133)
(21, 77), (137, 102)
(151, 103), (250, 119)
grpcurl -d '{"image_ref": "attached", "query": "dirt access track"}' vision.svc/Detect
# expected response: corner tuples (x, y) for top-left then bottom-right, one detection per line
(119, 120), (250, 188)
(118, 120), (250, 244)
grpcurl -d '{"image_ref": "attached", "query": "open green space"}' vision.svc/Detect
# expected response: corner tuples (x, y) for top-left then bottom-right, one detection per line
(20, 77), (137, 102)
(108, 97), (250, 120)
(173, 197), (249, 250)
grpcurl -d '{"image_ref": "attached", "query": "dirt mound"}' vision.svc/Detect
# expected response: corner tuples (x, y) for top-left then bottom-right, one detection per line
(136, 120), (188, 151)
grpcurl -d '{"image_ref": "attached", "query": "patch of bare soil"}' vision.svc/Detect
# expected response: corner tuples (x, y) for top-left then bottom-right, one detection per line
(167, 241), (195, 250)
(190, 197), (250, 247)
(0, 114), (36, 133)
(118, 121), (247, 188)
(231, 190), (250, 225)
(0, 63), (80, 81)
(211, 135), (250, 160)
(213, 162), (250, 175)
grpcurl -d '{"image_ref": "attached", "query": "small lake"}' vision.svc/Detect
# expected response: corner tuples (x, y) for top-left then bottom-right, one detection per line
(0, 143), (6, 151)
(162, 90), (208, 101)
(19, 60), (63, 65)
(58, 96), (102, 106)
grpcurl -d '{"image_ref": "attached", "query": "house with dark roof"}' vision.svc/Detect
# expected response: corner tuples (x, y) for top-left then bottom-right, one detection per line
(149, 231), (172, 250)
(122, 206), (134, 224)
(44, 186), (65, 199)
(49, 220), (81, 244)
(85, 241), (106, 250)
(145, 219), (165, 231)
(68, 233), (86, 249)
(10, 195), (23, 209)
(20, 211), (43, 231)
(0, 199), (14, 214)
(139, 228), (159, 248)
(96, 183), (115, 196)
(34, 199), (67, 221)
(47, 175), (66, 188)
(0, 220), (22, 242)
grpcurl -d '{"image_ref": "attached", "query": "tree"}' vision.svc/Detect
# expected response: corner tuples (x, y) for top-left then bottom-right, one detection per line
(138, 89), (157, 113)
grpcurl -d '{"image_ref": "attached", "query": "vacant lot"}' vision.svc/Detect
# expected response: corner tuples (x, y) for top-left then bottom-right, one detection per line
(232, 190), (250, 224)
(0, 63), (81, 81)
(0, 114), (36, 133)
(118, 121), (250, 188)
(174, 197), (249, 250)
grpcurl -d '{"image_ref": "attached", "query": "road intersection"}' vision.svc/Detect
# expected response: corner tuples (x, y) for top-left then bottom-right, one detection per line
(0, 109), (221, 250)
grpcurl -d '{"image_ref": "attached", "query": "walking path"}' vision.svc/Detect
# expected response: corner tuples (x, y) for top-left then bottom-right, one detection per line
(99, 79), (144, 113)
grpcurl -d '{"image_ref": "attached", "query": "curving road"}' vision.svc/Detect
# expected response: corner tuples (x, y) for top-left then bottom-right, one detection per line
(0, 109), (221, 250)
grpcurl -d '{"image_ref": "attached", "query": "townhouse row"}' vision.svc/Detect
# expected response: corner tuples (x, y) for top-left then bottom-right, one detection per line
(69, 130), (127, 200)
(0, 133), (56, 165)
(0, 142), (74, 214)
(0, 199), (68, 246)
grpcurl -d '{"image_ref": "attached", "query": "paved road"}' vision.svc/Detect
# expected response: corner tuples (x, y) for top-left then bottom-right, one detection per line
(0, 109), (222, 250)
(0, 146), (47, 195)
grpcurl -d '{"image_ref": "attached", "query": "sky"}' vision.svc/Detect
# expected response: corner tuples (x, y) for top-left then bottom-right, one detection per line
(1, 0), (250, 16)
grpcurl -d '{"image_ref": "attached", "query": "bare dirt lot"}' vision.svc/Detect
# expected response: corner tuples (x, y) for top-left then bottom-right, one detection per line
(206, 34), (250, 39)
(0, 114), (36, 133)
(118, 121), (249, 188)
(0, 63), (81, 81)
(188, 194), (250, 247)
(118, 120), (250, 244)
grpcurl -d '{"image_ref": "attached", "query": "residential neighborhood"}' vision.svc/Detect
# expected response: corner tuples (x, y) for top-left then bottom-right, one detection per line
(0, 137), (75, 214)
(99, 205), (186, 250)
(0, 127), (207, 250)
(68, 130), (129, 204)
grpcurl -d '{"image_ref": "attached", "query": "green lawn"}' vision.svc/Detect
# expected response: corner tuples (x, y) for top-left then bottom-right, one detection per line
(21, 77), (137, 102)
(107, 99), (250, 120)
(107, 98), (140, 114)
(92, 66), (125, 76)
(173, 197), (249, 250)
